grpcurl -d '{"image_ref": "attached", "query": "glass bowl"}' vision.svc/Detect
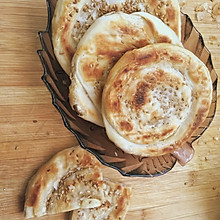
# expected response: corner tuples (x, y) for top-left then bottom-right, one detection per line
(38, 0), (217, 177)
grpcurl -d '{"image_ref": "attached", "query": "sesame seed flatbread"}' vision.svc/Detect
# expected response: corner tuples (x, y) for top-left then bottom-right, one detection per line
(52, 0), (181, 75)
(24, 146), (132, 219)
(24, 147), (104, 218)
(69, 11), (182, 126)
(102, 43), (212, 157)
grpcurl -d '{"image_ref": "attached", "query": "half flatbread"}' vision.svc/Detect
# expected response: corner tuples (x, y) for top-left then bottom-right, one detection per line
(24, 146), (104, 218)
(102, 43), (212, 157)
(70, 180), (132, 220)
(52, 0), (181, 74)
(69, 12), (182, 126)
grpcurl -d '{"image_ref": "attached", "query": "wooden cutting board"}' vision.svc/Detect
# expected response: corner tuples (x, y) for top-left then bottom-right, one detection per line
(0, 0), (219, 219)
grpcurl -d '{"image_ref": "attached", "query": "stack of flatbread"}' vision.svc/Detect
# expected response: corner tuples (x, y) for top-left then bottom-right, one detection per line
(53, 0), (182, 126)
(24, 0), (213, 218)
(24, 146), (132, 219)
(52, 0), (181, 75)
(52, 0), (212, 157)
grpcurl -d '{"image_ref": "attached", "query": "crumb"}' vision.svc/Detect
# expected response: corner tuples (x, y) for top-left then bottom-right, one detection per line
(15, 146), (19, 150)
(212, 186), (216, 190)
(3, 188), (6, 191)
(213, 136), (219, 141)
(209, 35), (218, 45)
(212, 3), (220, 15)
(195, 3), (209, 12)
(33, 120), (38, 123)
(205, 157), (208, 161)
(212, 3), (220, 22)
(195, 3), (210, 21)
(208, 5), (213, 14)
(196, 11), (206, 21)
(178, 0), (187, 9)
(114, 151), (118, 156)
(195, 2), (220, 22)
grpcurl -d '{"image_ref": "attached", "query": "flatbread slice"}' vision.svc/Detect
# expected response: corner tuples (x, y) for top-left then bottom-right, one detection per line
(102, 43), (212, 157)
(69, 12), (182, 126)
(24, 146), (104, 218)
(70, 180), (132, 220)
(52, 0), (181, 74)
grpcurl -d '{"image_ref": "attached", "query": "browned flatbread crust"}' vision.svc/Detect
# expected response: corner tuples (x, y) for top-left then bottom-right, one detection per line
(24, 146), (103, 218)
(24, 146), (132, 219)
(69, 11), (182, 126)
(102, 43), (212, 157)
(70, 180), (132, 220)
(52, 0), (181, 74)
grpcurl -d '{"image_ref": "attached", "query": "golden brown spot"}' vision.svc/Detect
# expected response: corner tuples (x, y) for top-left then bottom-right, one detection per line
(113, 79), (122, 88)
(145, 19), (156, 36)
(156, 69), (165, 79)
(162, 145), (175, 154)
(95, 34), (123, 59)
(27, 180), (41, 207)
(161, 127), (175, 138)
(82, 62), (103, 79)
(46, 164), (59, 177)
(158, 35), (172, 43)
(120, 121), (133, 132)
(166, 7), (176, 21)
(169, 55), (184, 63)
(93, 171), (101, 180)
(192, 107), (207, 130)
(116, 185), (122, 190)
(148, 0), (157, 8)
(118, 25), (137, 36)
(111, 98), (121, 113)
(202, 99), (209, 106)
(188, 70), (201, 84)
(114, 196), (125, 217)
(150, 110), (160, 120)
(143, 134), (152, 140)
(61, 23), (74, 59)
(133, 81), (149, 108)
(81, 154), (93, 166)
(136, 50), (158, 65)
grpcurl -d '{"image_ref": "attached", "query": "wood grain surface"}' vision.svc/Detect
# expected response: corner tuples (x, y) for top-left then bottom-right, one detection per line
(0, 0), (219, 219)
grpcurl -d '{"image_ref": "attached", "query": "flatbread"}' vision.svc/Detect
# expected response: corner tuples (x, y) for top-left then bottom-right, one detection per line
(102, 43), (212, 157)
(52, 0), (181, 75)
(70, 180), (132, 220)
(24, 146), (104, 218)
(24, 146), (132, 219)
(69, 12), (182, 126)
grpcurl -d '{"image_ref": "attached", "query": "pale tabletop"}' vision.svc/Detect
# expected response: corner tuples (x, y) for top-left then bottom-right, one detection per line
(0, 0), (220, 220)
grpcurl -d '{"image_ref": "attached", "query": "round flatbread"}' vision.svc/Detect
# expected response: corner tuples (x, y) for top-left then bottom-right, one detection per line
(102, 43), (212, 157)
(52, 0), (181, 75)
(69, 12), (182, 126)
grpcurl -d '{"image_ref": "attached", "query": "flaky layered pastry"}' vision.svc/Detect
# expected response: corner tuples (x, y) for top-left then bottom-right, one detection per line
(24, 146), (104, 218)
(102, 43), (212, 157)
(70, 180), (132, 220)
(69, 12), (182, 126)
(52, 0), (181, 74)
(24, 146), (132, 219)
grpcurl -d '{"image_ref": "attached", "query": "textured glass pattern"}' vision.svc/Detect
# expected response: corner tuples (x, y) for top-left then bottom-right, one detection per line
(38, 0), (217, 177)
